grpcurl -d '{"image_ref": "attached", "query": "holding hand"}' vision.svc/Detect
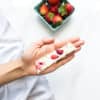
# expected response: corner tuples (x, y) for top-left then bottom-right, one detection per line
(21, 37), (84, 75)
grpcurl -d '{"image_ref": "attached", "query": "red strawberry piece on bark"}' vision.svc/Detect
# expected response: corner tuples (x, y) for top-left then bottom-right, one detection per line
(56, 49), (64, 55)
(36, 62), (44, 70)
(51, 54), (59, 60)
(39, 62), (44, 65)
(40, 4), (49, 15)
(65, 3), (74, 14)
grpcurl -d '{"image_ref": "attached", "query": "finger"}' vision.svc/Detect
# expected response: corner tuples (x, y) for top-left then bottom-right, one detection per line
(35, 38), (84, 60)
(74, 40), (84, 48)
(75, 47), (81, 52)
(40, 53), (75, 74)
(54, 37), (80, 49)
(36, 38), (82, 59)
(67, 37), (80, 43)
(39, 37), (81, 54)
(42, 38), (55, 44)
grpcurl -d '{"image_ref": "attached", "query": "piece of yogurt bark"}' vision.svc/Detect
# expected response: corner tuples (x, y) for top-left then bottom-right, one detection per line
(35, 43), (76, 74)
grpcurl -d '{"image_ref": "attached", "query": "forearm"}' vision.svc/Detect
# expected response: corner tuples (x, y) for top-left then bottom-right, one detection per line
(0, 59), (27, 85)
(0, 58), (24, 75)
(0, 67), (27, 85)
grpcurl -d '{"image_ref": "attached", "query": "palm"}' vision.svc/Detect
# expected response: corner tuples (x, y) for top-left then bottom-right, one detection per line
(22, 37), (84, 75)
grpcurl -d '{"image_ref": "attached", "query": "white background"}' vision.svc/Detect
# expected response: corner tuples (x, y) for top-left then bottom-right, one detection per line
(1, 0), (100, 100)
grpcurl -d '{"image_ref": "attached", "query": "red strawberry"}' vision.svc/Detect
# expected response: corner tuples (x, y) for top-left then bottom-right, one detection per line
(45, 12), (55, 22)
(51, 54), (59, 59)
(40, 4), (48, 15)
(56, 49), (64, 55)
(50, 5), (58, 13)
(65, 3), (74, 14)
(52, 15), (62, 24)
(48, 0), (60, 5)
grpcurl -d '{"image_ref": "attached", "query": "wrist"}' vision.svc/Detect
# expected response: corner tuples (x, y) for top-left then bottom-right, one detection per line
(18, 58), (29, 76)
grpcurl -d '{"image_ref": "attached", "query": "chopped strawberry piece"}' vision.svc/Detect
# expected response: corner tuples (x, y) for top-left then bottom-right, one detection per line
(51, 54), (59, 59)
(36, 62), (44, 70)
(39, 62), (44, 65)
(56, 49), (64, 55)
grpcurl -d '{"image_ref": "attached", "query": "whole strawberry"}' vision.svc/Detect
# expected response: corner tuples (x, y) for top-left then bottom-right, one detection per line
(65, 3), (74, 14)
(50, 5), (58, 13)
(45, 12), (55, 23)
(48, 0), (60, 5)
(40, 4), (48, 15)
(52, 15), (62, 25)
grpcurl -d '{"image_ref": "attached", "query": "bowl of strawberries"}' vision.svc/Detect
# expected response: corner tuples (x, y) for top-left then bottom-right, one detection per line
(34, 0), (75, 31)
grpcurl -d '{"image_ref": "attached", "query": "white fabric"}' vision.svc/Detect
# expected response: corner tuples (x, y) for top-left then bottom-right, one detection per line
(0, 15), (54, 100)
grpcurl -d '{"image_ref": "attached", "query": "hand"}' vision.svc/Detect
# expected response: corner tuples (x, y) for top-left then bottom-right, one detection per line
(21, 37), (84, 75)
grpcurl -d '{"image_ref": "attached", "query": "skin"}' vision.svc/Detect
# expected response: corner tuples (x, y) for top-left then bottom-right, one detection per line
(22, 37), (84, 75)
(0, 37), (84, 85)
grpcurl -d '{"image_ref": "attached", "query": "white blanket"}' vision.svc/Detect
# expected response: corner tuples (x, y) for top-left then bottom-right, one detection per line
(0, 15), (54, 100)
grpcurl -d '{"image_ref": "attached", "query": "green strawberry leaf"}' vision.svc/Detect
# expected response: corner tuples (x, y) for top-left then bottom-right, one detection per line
(48, 12), (55, 20)
(58, 5), (67, 16)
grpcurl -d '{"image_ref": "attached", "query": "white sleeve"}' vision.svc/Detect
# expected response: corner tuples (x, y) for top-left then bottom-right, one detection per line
(0, 15), (9, 36)
(0, 15), (21, 40)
